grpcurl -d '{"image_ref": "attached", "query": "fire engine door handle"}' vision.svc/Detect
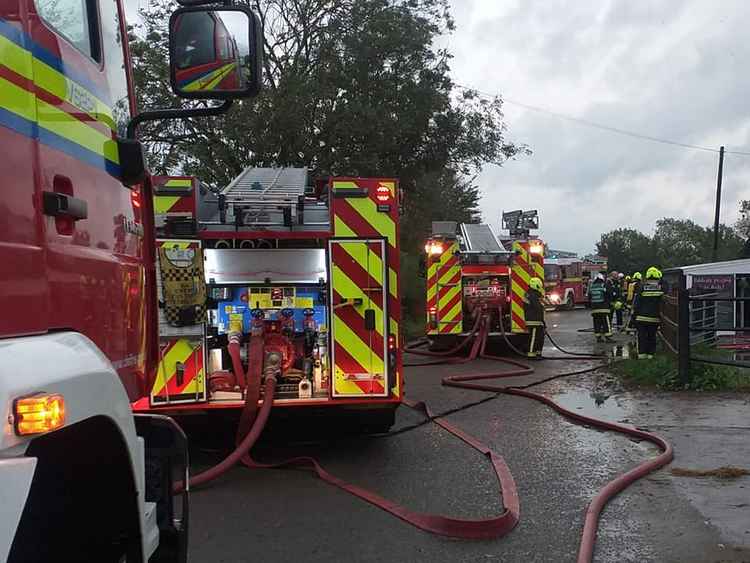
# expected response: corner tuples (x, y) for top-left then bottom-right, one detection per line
(42, 191), (87, 221)
(364, 309), (376, 331)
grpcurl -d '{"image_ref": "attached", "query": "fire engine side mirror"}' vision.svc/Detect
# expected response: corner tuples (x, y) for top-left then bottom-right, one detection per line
(169, 6), (262, 100)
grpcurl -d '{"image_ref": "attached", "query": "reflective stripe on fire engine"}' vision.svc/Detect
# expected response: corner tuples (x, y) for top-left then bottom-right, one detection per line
(0, 18), (120, 177)
(182, 62), (238, 92)
(154, 179), (195, 214)
(333, 215), (399, 338)
(511, 241), (532, 333)
(330, 263), (386, 339)
(151, 338), (206, 402)
(331, 180), (401, 397)
(330, 241), (387, 397)
(426, 240), (462, 335)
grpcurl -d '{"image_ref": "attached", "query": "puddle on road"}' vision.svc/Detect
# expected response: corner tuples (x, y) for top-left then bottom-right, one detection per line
(550, 386), (632, 422)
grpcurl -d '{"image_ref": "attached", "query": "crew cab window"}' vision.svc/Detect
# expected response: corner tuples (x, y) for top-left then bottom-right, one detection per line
(174, 12), (216, 69)
(217, 23), (230, 60)
(35, 0), (100, 61)
(99, 0), (132, 138)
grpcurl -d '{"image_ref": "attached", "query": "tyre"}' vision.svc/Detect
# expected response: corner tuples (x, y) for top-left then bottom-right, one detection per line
(566, 293), (575, 310)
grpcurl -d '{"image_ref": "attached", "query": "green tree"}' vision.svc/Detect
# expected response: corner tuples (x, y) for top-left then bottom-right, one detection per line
(595, 228), (656, 274)
(129, 0), (527, 253)
(596, 219), (744, 274)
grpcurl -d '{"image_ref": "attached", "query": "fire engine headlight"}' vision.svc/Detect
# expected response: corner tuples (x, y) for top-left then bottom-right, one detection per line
(426, 243), (443, 255)
(529, 243), (544, 255)
(549, 293), (560, 303)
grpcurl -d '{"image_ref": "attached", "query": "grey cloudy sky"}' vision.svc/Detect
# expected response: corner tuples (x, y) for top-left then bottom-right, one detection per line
(444, 0), (750, 254)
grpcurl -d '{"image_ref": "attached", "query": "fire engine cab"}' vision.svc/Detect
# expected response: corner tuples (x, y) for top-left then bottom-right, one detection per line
(133, 168), (403, 431)
(0, 0), (263, 559)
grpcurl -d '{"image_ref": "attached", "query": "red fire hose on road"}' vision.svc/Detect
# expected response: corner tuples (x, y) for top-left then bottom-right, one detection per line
(178, 311), (673, 561)
(434, 314), (674, 562)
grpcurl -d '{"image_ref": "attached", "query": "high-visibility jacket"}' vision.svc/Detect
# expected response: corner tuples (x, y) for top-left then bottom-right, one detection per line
(634, 280), (664, 323)
(524, 288), (545, 326)
(588, 280), (610, 314)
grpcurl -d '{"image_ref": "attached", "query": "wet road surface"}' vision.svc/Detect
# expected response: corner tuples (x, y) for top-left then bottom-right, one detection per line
(185, 309), (750, 562)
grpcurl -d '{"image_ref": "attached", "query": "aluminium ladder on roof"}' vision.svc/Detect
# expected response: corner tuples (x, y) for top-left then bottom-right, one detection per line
(221, 167), (309, 204)
(211, 167), (330, 231)
(460, 223), (508, 253)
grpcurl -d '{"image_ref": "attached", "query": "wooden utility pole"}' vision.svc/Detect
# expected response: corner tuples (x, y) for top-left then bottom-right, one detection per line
(712, 146), (725, 262)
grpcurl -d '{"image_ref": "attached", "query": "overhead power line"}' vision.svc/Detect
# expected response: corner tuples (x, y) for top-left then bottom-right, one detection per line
(454, 84), (750, 157)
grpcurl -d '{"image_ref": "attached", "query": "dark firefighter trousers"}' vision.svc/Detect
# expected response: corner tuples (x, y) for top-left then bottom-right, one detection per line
(592, 311), (612, 337)
(637, 321), (659, 357)
(611, 307), (623, 328)
(527, 322), (545, 357)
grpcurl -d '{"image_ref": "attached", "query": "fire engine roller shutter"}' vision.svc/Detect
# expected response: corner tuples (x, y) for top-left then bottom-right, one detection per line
(151, 338), (206, 404)
(329, 239), (388, 397)
(426, 241), (463, 335)
(151, 240), (207, 405)
(330, 178), (400, 398)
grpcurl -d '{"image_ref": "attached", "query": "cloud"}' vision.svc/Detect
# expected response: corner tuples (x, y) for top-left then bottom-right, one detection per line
(447, 0), (750, 254)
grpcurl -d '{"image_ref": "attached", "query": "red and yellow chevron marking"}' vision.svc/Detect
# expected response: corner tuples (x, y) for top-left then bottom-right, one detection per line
(330, 178), (401, 398)
(530, 252), (545, 283)
(151, 338), (206, 404)
(330, 240), (387, 397)
(510, 241), (545, 333)
(153, 177), (195, 216)
(426, 241), (463, 335)
(511, 241), (532, 333)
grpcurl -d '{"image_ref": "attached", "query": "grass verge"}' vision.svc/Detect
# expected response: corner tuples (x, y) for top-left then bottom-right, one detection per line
(612, 346), (750, 391)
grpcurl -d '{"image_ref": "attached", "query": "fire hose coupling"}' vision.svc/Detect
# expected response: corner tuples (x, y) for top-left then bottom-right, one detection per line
(263, 351), (283, 379)
(228, 318), (244, 344)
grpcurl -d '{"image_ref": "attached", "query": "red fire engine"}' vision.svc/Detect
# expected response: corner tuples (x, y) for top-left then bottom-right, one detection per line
(424, 217), (544, 350)
(544, 256), (586, 309)
(0, 0), (262, 559)
(133, 169), (403, 432)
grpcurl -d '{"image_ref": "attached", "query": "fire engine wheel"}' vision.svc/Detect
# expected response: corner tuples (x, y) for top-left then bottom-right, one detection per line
(565, 293), (575, 310)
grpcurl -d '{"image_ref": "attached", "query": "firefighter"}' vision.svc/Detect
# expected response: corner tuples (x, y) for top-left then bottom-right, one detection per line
(624, 272), (642, 334)
(524, 277), (545, 358)
(609, 272), (625, 329)
(633, 267), (664, 359)
(589, 273), (613, 342)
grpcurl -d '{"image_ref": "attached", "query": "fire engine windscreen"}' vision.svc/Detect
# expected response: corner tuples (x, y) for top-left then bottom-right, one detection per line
(203, 249), (330, 399)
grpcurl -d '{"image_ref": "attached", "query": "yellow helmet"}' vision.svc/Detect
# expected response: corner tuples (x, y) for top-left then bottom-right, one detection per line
(632, 272), (642, 280)
(529, 277), (544, 292)
(646, 266), (662, 280)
